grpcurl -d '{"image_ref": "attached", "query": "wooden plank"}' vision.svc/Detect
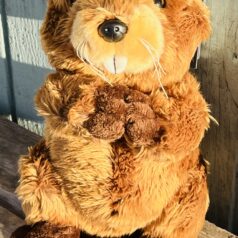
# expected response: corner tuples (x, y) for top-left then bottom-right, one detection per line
(0, 118), (40, 237)
(0, 188), (24, 219)
(234, 165), (238, 234)
(0, 207), (24, 238)
(197, 0), (238, 233)
(199, 222), (237, 238)
(0, 118), (41, 238)
(0, 118), (41, 192)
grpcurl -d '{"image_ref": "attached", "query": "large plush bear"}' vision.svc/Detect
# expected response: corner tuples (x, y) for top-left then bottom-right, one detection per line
(11, 0), (212, 237)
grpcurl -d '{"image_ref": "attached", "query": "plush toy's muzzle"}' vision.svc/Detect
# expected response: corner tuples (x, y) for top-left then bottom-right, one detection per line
(70, 2), (165, 75)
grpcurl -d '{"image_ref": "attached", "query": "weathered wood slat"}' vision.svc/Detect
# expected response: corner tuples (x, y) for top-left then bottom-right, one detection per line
(0, 118), (41, 192)
(0, 118), (41, 237)
(197, 0), (238, 233)
(199, 222), (237, 238)
(0, 188), (24, 219)
(0, 207), (24, 238)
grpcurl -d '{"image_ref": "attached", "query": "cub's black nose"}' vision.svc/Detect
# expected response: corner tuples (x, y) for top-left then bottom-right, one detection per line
(98, 19), (128, 42)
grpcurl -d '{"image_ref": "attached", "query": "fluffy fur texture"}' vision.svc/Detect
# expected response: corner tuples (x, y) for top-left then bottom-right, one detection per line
(13, 0), (212, 237)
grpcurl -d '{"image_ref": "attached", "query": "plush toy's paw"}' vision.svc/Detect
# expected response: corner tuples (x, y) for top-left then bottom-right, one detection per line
(83, 85), (128, 140)
(95, 85), (129, 113)
(125, 102), (165, 147)
(11, 222), (80, 238)
(83, 84), (158, 143)
(84, 112), (126, 140)
(124, 88), (150, 104)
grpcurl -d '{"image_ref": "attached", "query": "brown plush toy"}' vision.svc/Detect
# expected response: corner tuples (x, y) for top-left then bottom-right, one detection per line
(11, 0), (212, 237)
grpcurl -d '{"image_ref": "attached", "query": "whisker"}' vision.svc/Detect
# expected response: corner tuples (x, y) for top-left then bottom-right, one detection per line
(209, 115), (219, 126)
(141, 39), (166, 76)
(82, 43), (112, 85)
(76, 42), (88, 65)
(76, 42), (112, 85)
(157, 61), (166, 76)
(140, 39), (168, 98)
(141, 40), (160, 57)
(76, 43), (82, 60)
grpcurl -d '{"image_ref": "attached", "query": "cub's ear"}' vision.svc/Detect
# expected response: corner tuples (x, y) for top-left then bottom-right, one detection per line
(49, 0), (76, 10)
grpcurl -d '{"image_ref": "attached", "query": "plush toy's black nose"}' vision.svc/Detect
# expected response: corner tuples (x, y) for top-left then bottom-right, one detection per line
(98, 19), (128, 42)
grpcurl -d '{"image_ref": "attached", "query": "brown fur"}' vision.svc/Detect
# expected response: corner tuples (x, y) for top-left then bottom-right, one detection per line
(11, 222), (80, 238)
(13, 0), (211, 237)
(83, 85), (164, 145)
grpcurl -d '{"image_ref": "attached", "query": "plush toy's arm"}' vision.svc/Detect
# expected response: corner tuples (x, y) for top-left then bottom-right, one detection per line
(156, 94), (209, 154)
(35, 73), (94, 123)
(35, 72), (109, 139)
(125, 74), (210, 154)
(35, 74), (128, 141)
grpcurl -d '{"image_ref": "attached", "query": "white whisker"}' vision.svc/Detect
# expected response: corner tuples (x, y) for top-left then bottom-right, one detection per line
(76, 42), (112, 85)
(76, 42), (87, 65)
(209, 115), (219, 126)
(140, 39), (168, 98)
(82, 44), (112, 85)
(143, 40), (166, 74)
(141, 39), (166, 76)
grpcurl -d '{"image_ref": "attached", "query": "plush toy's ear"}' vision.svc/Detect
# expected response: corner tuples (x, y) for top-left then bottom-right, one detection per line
(166, 0), (195, 9)
(49, 0), (76, 10)
(41, 0), (81, 71)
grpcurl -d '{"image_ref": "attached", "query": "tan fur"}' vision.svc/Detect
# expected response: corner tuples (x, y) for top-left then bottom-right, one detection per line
(15, 0), (211, 237)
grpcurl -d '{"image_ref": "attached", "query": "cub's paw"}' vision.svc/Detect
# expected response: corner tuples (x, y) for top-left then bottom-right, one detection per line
(84, 112), (126, 140)
(83, 85), (128, 140)
(95, 84), (129, 113)
(124, 88), (150, 104)
(125, 102), (165, 147)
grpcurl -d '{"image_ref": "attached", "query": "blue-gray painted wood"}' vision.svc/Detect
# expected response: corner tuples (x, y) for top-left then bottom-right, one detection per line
(0, 0), (10, 116)
(1, 0), (52, 121)
(0, 0), (18, 122)
(6, 0), (52, 121)
(5, 0), (46, 20)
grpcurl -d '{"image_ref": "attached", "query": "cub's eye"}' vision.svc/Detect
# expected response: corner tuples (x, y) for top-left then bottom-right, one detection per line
(68, 0), (76, 5)
(154, 0), (166, 8)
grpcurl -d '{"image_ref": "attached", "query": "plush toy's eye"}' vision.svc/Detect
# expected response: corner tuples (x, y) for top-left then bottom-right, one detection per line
(68, 0), (76, 5)
(154, 0), (166, 8)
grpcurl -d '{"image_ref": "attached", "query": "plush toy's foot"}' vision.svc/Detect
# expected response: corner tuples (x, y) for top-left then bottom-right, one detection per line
(11, 222), (80, 238)
(11, 224), (144, 238)
(125, 102), (166, 147)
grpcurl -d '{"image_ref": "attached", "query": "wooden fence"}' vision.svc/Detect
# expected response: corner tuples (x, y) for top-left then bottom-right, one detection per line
(0, 0), (237, 235)
(198, 0), (238, 234)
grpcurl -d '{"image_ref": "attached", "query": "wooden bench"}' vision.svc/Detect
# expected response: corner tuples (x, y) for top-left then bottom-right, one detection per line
(0, 118), (237, 238)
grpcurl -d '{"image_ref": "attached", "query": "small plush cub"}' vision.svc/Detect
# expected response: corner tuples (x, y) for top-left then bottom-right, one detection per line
(12, 0), (211, 237)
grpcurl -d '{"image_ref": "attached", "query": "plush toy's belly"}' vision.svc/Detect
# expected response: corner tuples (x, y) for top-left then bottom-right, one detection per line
(50, 138), (186, 236)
